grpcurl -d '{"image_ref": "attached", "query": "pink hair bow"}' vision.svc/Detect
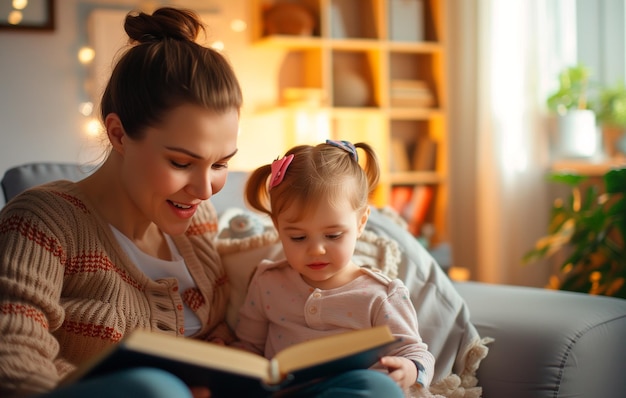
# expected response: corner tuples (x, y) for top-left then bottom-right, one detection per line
(270, 154), (294, 189)
(326, 139), (358, 161)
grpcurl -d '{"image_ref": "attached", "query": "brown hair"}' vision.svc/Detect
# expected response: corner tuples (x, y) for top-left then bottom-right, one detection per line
(245, 141), (380, 222)
(100, 7), (243, 139)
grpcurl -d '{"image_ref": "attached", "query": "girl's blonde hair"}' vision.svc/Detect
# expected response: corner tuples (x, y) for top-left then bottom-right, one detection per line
(245, 141), (380, 222)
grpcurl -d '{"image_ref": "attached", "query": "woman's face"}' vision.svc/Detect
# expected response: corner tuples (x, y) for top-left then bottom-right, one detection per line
(119, 103), (239, 236)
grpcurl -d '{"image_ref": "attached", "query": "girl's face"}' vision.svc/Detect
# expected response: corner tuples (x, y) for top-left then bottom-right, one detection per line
(275, 195), (370, 289)
(117, 103), (239, 236)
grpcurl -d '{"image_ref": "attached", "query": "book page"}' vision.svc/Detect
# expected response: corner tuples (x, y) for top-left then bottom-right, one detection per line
(273, 326), (395, 375)
(125, 331), (272, 382)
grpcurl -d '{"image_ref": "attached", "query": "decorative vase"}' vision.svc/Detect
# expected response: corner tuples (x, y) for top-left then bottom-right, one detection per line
(264, 3), (315, 36)
(332, 64), (370, 107)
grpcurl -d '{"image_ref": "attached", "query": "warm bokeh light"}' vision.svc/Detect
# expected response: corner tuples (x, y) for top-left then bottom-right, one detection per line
(12, 0), (28, 10)
(7, 10), (22, 25)
(448, 267), (471, 282)
(85, 118), (102, 137)
(78, 47), (96, 64)
(230, 19), (247, 32)
(78, 102), (94, 117)
(210, 41), (224, 51)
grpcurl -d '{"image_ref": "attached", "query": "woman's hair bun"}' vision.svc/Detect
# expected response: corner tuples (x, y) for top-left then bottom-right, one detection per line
(124, 7), (204, 44)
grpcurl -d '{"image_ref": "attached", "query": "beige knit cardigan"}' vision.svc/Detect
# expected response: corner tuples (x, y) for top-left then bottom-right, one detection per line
(0, 181), (230, 397)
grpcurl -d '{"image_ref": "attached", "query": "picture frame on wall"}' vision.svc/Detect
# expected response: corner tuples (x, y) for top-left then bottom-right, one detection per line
(0, 0), (55, 31)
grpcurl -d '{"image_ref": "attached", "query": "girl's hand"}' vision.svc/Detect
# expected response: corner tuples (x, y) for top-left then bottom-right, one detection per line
(380, 356), (418, 390)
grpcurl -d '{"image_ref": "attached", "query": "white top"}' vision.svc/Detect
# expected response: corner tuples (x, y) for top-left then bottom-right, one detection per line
(110, 226), (202, 336)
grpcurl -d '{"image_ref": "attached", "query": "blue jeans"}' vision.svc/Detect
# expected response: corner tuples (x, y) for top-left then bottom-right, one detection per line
(287, 369), (404, 398)
(43, 368), (403, 398)
(42, 368), (192, 398)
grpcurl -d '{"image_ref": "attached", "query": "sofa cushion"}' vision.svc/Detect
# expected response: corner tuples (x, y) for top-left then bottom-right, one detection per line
(455, 281), (626, 398)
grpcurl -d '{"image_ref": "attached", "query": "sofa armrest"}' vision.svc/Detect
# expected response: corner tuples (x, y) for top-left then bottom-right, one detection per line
(454, 281), (626, 398)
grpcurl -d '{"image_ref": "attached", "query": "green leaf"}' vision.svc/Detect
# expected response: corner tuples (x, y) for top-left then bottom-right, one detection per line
(547, 172), (587, 186)
(604, 168), (626, 193)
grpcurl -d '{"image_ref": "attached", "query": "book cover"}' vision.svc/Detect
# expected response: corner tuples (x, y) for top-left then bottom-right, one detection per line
(390, 186), (414, 216)
(407, 185), (435, 236)
(60, 325), (401, 397)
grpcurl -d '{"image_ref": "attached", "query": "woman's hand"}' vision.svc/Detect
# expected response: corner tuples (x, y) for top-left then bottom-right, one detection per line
(380, 356), (418, 390)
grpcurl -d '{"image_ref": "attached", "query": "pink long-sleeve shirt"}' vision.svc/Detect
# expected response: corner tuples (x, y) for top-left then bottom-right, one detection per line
(235, 259), (435, 387)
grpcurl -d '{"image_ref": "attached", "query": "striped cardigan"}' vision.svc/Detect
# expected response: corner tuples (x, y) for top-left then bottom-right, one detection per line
(0, 181), (230, 397)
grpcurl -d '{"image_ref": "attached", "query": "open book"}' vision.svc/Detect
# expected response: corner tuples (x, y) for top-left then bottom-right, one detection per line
(61, 325), (401, 397)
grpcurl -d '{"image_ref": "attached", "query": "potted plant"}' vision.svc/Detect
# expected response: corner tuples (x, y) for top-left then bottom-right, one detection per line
(523, 168), (626, 298)
(546, 64), (599, 158)
(595, 81), (626, 156)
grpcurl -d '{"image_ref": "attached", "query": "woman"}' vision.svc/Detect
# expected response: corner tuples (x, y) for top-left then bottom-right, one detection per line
(0, 6), (403, 398)
(0, 6), (239, 397)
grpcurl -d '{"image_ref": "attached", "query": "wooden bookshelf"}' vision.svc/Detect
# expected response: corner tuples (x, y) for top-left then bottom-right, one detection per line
(251, 0), (448, 244)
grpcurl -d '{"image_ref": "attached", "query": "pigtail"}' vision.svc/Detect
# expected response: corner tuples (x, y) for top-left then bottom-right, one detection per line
(244, 164), (273, 217)
(354, 142), (380, 195)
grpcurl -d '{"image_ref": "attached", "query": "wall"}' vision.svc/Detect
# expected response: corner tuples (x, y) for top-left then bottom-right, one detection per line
(0, 0), (85, 207)
(0, 0), (288, 206)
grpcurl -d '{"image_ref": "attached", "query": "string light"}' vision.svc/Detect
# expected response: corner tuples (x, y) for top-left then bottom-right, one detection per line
(78, 47), (95, 65)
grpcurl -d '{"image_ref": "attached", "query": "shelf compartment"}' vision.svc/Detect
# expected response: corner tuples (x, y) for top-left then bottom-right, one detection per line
(256, 0), (322, 39)
(387, 0), (442, 43)
(331, 49), (382, 108)
(276, 48), (325, 104)
(389, 52), (440, 108)
(328, 0), (380, 40)
(387, 0), (425, 42)
(389, 120), (438, 173)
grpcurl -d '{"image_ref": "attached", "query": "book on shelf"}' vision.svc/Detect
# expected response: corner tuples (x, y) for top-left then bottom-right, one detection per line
(390, 185), (414, 215)
(60, 325), (401, 397)
(390, 79), (434, 108)
(412, 135), (438, 171)
(390, 138), (411, 172)
(406, 185), (435, 236)
(389, 0), (424, 42)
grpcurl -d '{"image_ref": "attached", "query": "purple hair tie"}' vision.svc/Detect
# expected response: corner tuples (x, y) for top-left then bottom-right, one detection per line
(326, 139), (358, 162)
(269, 154), (294, 189)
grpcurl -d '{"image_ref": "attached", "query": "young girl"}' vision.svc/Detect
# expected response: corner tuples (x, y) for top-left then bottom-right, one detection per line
(236, 140), (435, 395)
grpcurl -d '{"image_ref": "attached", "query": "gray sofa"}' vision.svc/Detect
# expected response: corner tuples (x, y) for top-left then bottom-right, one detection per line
(214, 171), (626, 398)
(3, 163), (626, 398)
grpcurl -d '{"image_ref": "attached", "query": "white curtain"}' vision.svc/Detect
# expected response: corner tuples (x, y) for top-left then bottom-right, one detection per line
(448, 0), (576, 286)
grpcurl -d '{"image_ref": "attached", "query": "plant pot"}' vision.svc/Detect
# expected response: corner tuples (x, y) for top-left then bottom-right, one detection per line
(556, 109), (599, 158)
(602, 125), (626, 157)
